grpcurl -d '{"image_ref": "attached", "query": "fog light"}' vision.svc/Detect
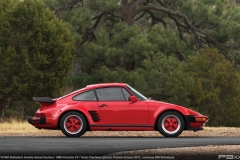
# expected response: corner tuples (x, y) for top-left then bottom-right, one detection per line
(195, 117), (206, 121)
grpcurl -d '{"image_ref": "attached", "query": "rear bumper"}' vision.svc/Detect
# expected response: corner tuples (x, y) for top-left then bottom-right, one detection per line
(184, 115), (209, 131)
(28, 116), (46, 125)
(27, 116), (58, 129)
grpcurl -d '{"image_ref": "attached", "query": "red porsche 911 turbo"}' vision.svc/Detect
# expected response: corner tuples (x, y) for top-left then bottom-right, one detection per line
(28, 83), (208, 137)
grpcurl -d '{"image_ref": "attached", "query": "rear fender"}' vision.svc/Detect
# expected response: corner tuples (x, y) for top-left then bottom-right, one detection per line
(56, 106), (92, 129)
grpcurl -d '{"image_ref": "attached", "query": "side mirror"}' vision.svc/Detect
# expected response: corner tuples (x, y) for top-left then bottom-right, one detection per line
(129, 96), (138, 102)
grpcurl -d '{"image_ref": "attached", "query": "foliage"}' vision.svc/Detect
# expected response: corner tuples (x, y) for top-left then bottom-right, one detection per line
(141, 53), (194, 107)
(0, 0), (75, 118)
(185, 47), (240, 126)
(70, 23), (188, 86)
(45, 0), (240, 64)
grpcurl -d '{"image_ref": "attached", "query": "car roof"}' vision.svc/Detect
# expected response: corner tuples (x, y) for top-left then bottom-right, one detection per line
(86, 83), (126, 89)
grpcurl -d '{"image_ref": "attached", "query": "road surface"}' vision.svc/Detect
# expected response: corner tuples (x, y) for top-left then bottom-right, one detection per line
(0, 136), (240, 156)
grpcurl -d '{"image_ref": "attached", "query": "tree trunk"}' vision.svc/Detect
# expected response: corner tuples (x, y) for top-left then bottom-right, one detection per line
(0, 102), (4, 120)
(0, 97), (11, 120)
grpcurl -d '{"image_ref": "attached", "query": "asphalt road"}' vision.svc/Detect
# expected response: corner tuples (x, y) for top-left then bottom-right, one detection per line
(0, 137), (240, 156)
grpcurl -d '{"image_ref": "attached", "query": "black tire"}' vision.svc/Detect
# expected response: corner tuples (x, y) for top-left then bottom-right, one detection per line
(157, 111), (185, 137)
(60, 111), (87, 137)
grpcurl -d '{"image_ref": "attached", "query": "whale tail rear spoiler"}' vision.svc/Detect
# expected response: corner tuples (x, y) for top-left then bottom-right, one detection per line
(33, 97), (57, 107)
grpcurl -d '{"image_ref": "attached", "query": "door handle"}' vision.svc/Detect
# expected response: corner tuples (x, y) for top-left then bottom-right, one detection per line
(99, 104), (108, 108)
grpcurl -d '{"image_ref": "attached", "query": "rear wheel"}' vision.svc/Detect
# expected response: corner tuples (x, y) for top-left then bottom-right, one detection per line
(60, 111), (87, 137)
(157, 111), (185, 137)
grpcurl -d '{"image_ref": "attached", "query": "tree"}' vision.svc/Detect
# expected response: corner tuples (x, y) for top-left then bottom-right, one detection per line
(186, 47), (240, 126)
(0, 0), (75, 118)
(69, 23), (190, 89)
(141, 52), (194, 107)
(46, 0), (240, 64)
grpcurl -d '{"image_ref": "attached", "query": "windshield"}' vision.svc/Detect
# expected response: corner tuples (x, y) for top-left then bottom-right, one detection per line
(126, 84), (148, 101)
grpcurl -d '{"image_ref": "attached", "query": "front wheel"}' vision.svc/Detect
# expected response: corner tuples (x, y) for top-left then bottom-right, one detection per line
(60, 111), (87, 137)
(157, 111), (185, 137)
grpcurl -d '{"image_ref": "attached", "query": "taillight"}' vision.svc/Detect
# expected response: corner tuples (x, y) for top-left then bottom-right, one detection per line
(35, 113), (46, 117)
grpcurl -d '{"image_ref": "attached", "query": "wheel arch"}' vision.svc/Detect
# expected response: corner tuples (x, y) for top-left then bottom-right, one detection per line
(57, 110), (90, 131)
(154, 109), (186, 131)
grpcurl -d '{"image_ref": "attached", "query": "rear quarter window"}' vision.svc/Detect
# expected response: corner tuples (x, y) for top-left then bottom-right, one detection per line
(72, 90), (96, 101)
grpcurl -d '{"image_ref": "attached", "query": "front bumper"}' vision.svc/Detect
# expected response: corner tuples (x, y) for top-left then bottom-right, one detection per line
(184, 115), (209, 131)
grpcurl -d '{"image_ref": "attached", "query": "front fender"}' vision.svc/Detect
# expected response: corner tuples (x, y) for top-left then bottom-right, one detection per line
(147, 100), (189, 124)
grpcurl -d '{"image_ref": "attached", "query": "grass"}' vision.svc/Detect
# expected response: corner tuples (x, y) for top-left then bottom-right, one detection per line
(0, 118), (39, 133)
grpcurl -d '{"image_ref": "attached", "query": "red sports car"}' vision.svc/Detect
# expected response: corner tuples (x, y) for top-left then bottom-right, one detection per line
(28, 83), (208, 137)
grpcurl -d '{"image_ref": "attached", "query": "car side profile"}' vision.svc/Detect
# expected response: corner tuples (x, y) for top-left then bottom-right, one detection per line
(28, 83), (208, 137)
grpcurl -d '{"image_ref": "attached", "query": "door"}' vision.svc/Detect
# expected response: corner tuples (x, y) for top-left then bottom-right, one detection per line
(96, 87), (149, 124)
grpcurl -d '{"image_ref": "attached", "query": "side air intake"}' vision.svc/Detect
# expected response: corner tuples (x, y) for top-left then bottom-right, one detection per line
(88, 111), (101, 122)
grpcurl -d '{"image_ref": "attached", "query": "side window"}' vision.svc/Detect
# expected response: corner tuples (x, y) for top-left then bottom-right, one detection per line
(122, 88), (131, 101)
(73, 90), (96, 101)
(96, 87), (125, 101)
